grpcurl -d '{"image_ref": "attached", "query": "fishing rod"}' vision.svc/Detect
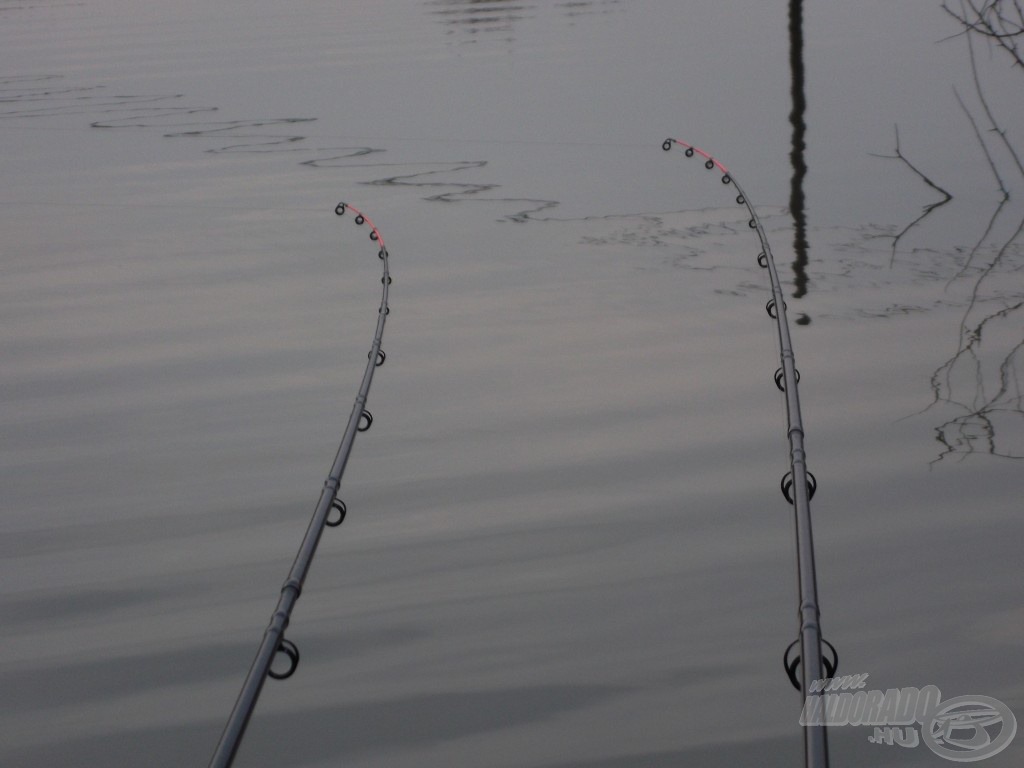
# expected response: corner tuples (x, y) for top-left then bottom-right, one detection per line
(662, 138), (837, 768)
(209, 202), (392, 768)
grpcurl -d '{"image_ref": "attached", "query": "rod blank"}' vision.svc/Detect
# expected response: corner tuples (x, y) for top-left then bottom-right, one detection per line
(208, 203), (391, 768)
(663, 138), (832, 768)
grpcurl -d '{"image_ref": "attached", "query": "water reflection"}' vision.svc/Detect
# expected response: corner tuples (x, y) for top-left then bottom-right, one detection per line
(919, 2), (1024, 461)
(870, 125), (952, 265)
(0, 74), (558, 220)
(428, 0), (533, 35)
(428, 0), (620, 35)
(557, 0), (620, 19)
(944, 0), (1024, 69)
(787, 0), (809, 301)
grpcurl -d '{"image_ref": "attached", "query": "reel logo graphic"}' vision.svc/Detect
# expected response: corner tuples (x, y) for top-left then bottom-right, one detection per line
(921, 695), (1017, 762)
(801, 675), (1017, 762)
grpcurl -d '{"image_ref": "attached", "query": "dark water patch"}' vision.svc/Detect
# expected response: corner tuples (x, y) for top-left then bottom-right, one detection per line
(316, 516), (674, 595)
(540, 732), (800, 768)
(3, 719), (219, 768)
(349, 437), (766, 526)
(0, 643), (253, 714)
(542, 727), (943, 768)
(1, 586), (179, 625)
(660, 663), (753, 691)
(5, 684), (629, 767)
(4, 342), (347, 405)
(237, 684), (631, 764)
(0, 501), (294, 558)
(1, 626), (428, 714)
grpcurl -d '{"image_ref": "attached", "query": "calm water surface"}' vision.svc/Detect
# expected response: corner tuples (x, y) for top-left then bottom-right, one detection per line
(2, 1), (1022, 766)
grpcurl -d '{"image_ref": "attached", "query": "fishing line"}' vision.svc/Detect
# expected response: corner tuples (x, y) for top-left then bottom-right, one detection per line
(208, 202), (391, 768)
(663, 137), (836, 768)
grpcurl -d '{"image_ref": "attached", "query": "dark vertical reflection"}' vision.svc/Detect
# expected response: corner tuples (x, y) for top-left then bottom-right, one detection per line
(788, 0), (810, 300)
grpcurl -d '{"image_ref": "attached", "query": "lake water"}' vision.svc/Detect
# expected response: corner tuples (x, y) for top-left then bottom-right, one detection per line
(2, 1), (1022, 766)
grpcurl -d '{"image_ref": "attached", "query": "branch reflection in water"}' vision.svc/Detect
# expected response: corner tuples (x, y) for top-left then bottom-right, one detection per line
(918, 0), (1024, 462)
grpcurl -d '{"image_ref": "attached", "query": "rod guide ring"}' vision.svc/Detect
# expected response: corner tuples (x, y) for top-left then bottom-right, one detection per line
(784, 638), (839, 692)
(326, 499), (347, 528)
(358, 410), (373, 432)
(781, 470), (817, 504)
(268, 638), (300, 680)
(774, 367), (800, 392)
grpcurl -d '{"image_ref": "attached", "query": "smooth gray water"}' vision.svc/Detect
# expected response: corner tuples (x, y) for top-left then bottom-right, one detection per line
(2, 1), (1022, 766)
